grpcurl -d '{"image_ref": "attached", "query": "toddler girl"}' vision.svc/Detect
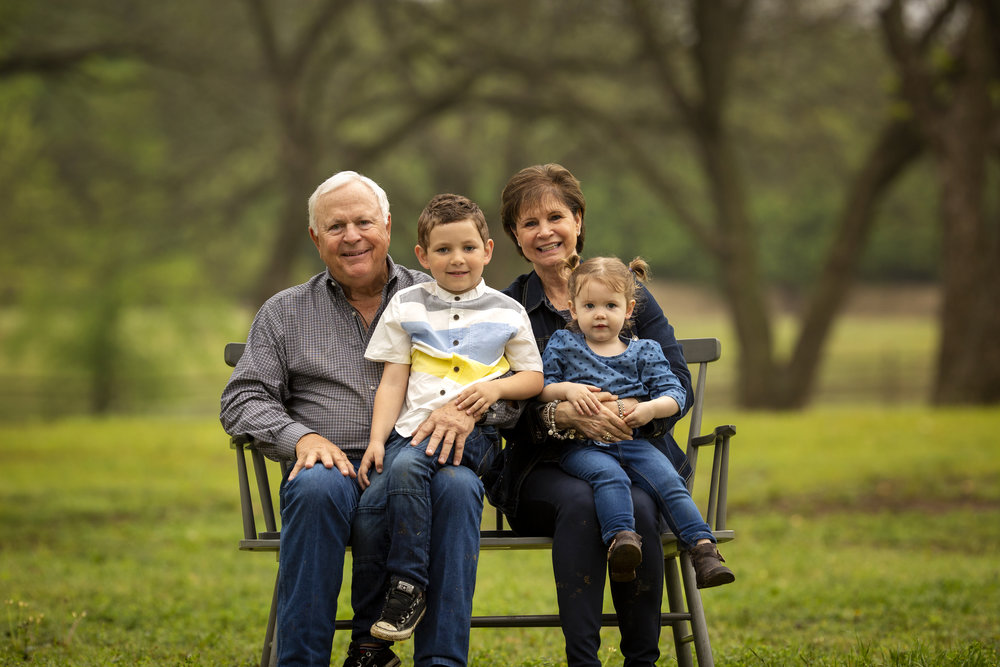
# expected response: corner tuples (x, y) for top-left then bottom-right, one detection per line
(539, 255), (734, 587)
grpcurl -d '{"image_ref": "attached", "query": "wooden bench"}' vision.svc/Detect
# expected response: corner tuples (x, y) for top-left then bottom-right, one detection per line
(226, 337), (735, 667)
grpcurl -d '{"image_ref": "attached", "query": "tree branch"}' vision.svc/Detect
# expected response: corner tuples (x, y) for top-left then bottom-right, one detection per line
(0, 45), (134, 79)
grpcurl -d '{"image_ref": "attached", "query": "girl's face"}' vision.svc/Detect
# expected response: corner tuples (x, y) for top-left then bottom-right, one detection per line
(568, 279), (635, 345)
(512, 194), (582, 272)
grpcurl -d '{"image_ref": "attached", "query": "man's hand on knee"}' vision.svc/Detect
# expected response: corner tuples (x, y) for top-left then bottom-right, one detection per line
(411, 402), (476, 466)
(289, 433), (356, 480)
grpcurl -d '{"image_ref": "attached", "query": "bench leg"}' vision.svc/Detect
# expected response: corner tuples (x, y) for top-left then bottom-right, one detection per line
(261, 567), (279, 667)
(664, 554), (694, 667)
(680, 551), (714, 667)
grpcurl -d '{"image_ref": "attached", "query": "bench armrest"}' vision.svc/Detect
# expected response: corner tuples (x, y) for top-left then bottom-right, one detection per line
(687, 424), (735, 532)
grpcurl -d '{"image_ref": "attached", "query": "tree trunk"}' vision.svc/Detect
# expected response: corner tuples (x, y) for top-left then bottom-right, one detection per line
(881, 0), (1000, 404)
(784, 119), (924, 407)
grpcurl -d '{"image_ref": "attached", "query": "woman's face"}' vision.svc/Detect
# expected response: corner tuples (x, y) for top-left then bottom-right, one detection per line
(512, 194), (582, 272)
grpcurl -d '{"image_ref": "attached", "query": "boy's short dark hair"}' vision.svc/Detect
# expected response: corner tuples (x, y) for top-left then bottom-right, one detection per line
(417, 193), (490, 249)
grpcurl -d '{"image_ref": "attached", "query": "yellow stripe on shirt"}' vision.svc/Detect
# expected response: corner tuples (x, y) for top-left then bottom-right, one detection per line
(411, 348), (511, 386)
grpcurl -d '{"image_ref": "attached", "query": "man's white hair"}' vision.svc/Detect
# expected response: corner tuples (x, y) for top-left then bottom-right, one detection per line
(307, 171), (390, 233)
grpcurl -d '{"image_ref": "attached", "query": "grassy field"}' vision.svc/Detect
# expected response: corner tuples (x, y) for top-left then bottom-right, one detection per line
(2, 407), (998, 666)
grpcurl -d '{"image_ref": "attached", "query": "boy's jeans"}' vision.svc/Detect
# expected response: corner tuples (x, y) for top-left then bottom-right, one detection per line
(352, 430), (487, 667)
(560, 438), (715, 548)
(382, 425), (498, 588)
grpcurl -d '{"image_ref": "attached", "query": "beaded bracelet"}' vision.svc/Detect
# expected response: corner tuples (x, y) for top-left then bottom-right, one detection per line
(544, 400), (576, 440)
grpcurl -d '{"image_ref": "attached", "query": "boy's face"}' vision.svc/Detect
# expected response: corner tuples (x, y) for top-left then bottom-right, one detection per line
(414, 219), (494, 294)
(568, 279), (635, 345)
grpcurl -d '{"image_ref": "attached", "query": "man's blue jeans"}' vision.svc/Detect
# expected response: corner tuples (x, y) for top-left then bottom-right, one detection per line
(560, 438), (714, 549)
(352, 434), (487, 667)
(276, 458), (362, 667)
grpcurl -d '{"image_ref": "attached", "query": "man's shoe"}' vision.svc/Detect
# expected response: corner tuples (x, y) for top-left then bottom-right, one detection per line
(342, 641), (401, 667)
(370, 578), (427, 641)
(607, 530), (643, 582)
(689, 542), (735, 589)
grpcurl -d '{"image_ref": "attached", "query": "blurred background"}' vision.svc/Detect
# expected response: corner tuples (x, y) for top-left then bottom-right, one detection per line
(1, 0), (997, 420)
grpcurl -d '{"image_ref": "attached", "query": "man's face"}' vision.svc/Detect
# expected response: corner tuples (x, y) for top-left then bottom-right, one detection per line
(310, 181), (391, 290)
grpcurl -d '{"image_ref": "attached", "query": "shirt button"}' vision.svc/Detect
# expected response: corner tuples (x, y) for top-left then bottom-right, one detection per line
(440, 389), (446, 396)
(454, 296), (460, 301)
(453, 366), (460, 373)
(453, 340), (459, 346)
(453, 314), (459, 320)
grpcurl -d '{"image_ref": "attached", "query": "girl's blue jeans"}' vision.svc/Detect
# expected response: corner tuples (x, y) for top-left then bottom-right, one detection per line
(560, 438), (715, 549)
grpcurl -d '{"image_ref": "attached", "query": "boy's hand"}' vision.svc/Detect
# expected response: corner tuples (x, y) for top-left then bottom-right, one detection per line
(564, 383), (603, 415)
(358, 442), (385, 489)
(623, 402), (655, 429)
(455, 381), (501, 418)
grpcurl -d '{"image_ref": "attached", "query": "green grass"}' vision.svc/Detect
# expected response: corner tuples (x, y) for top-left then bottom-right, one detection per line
(2, 408), (998, 665)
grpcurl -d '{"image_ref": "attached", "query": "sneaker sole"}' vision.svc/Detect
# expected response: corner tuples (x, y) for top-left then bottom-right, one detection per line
(370, 607), (427, 642)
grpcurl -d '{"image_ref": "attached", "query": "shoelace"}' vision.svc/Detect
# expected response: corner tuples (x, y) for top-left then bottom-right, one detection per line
(381, 589), (415, 623)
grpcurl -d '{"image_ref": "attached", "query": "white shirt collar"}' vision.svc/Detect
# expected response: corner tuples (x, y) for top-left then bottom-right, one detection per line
(429, 278), (487, 302)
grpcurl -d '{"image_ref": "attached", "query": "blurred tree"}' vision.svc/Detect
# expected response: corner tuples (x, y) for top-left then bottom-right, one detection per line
(879, 0), (1000, 404)
(3, 0), (984, 416)
(458, 0), (926, 407)
(237, 0), (494, 306)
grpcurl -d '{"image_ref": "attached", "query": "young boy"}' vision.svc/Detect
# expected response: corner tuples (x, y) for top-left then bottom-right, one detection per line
(360, 193), (544, 642)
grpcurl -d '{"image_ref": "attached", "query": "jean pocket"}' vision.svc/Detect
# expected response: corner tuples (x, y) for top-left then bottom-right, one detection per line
(466, 427), (500, 477)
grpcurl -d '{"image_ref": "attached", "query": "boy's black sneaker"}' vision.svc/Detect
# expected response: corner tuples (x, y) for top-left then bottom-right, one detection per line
(370, 578), (427, 641)
(342, 641), (401, 667)
(689, 542), (735, 589)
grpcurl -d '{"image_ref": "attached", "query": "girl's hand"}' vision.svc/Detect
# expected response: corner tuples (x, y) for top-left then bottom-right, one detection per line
(564, 383), (603, 415)
(623, 402), (656, 429)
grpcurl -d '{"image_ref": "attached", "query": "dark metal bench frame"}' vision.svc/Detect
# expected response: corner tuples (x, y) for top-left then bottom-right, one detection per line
(227, 337), (735, 667)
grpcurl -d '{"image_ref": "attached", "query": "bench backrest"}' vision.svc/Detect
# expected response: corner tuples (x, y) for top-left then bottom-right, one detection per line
(226, 337), (726, 539)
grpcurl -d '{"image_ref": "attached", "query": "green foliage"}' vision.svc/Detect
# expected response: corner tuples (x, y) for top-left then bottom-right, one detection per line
(1, 407), (998, 665)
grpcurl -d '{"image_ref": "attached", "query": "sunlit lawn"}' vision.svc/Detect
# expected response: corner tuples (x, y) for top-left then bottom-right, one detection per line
(2, 406), (998, 666)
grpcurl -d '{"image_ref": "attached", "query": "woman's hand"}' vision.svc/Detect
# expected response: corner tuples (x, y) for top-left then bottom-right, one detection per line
(555, 393), (633, 442)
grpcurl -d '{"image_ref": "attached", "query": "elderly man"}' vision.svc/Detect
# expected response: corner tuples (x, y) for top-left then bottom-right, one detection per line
(221, 171), (488, 667)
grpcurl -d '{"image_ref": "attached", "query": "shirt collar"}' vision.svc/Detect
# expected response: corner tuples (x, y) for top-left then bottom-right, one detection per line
(428, 278), (487, 303)
(521, 271), (569, 319)
(520, 271), (547, 312)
